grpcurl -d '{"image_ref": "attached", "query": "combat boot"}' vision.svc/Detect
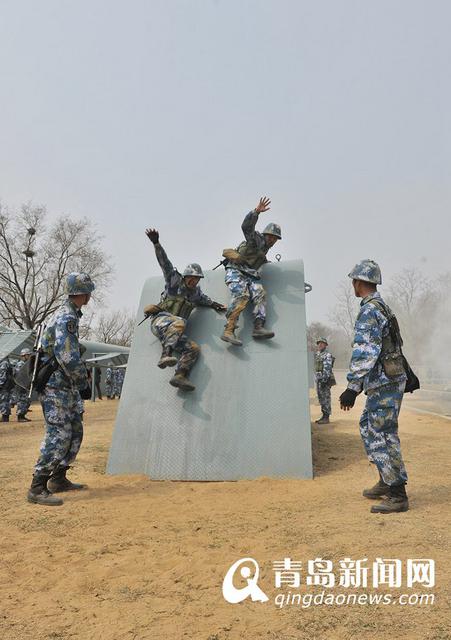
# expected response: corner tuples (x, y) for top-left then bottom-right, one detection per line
(252, 319), (274, 340)
(316, 414), (330, 424)
(169, 369), (196, 392)
(371, 483), (409, 514)
(48, 466), (86, 492)
(363, 478), (390, 499)
(17, 414), (31, 422)
(158, 346), (178, 369)
(27, 474), (63, 506)
(2, 415), (9, 422)
(221, 318), (242, 346)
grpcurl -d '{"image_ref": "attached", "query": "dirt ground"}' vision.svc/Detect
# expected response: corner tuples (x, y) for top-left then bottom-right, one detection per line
(0, 389), (449, 640)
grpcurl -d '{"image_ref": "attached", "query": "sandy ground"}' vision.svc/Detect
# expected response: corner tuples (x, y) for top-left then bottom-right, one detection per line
(0, 389), (450, 640)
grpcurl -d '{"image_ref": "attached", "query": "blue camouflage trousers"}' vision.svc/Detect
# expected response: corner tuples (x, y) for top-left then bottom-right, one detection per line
(224, 268), (266, 325)
(151, 312), (200, 373)
(316, 381), (332, 416)
(16, 389), (31, 416)
(34, 387), (84, 475)
(359, 381), (408, 486)
(105, 380), (115, 398)
(0, 390), (11, 417)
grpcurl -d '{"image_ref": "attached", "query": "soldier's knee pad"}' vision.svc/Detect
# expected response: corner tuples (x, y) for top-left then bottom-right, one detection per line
(172, 319), (186, 331)
(190, 341), (201, 353)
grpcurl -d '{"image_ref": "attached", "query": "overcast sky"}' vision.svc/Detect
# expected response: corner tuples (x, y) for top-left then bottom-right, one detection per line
(0, 0), (449, 324)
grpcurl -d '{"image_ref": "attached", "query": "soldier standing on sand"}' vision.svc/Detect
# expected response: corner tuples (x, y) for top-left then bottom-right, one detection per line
(339, 259), (409, 514)
(315, 338), (336, 425)
(0, 357), (14, 423)
(13, 348), (33, 422)
(27, 273), (95, 506)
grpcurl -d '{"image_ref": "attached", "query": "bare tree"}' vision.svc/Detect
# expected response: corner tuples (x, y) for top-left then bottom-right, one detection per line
(93, 309), (135, 347)
(306, 321), (333, 352)
(327, 279), (359, 341)
(0, 202), (113, 329)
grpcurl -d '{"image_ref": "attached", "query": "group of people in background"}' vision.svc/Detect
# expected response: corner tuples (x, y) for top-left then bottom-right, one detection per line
(0, 348), (33, 423)
(105, 366), (125, 400)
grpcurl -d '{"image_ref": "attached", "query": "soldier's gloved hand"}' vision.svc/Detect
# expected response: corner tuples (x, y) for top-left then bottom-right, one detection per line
(211, 301), (227, 314)
(145, 228), (159, 244)
(339, 388), (358, 411)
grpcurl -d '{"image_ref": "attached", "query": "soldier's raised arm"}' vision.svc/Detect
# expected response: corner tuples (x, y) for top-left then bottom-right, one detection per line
(241, 196), (271, 241)
(145, 228), (175, 282)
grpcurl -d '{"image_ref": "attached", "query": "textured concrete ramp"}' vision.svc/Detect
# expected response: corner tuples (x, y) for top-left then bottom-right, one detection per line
(107, 259), (312, 480)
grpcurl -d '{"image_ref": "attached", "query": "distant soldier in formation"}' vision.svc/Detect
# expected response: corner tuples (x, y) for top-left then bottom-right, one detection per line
(145, 228), (226, 392)
(92, 366), (102, 400)
(13, 348), (33, 422)
(27, 272), (95, 507)
(221, 197), (281, 346)
(314, 337), (336, 424)
(114, 368), (125, 398)
(340, 260), (409, 514)
(105, 366), (115, 399)
(0, 357), (14, 422)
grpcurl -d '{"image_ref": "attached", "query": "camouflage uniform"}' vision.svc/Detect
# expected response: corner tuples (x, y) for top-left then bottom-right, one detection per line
(150, 243), (213, 374)
(315, 348), (334, 417)
(33, 299), (88, 475)
(0, 359), (13, 418)
(347, 291), (407, 486)
(224, 211), (271, 325)
(105, 367), (115, 399)
(13, 360), (31, 417)
(114, 368), (125, 397)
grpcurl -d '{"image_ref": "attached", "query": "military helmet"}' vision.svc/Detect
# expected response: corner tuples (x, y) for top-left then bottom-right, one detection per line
(66, 272), (96, 295)
(316, 337), (328, 345)
(20, 348), (32, 356)
(348, 259), (382, 285)
(183, 263), (204, 278)
(263, 223), (282, 239)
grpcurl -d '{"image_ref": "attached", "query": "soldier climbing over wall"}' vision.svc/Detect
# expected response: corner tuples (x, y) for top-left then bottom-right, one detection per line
(145, 228), (226, 392)
(221, 196), (281, 346)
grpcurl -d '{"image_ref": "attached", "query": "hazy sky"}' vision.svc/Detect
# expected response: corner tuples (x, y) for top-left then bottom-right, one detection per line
(1, 0), (449, 323)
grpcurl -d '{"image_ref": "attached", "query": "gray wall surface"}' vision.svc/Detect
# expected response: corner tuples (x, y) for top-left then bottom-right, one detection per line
(107, 260), (312, 480)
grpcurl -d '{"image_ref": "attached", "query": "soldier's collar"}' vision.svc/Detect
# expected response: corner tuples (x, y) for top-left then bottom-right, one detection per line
(361, 291), (382, 306)
(66, 298), (83, 318)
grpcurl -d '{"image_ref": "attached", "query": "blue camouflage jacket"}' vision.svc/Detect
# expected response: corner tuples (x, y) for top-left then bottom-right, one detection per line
(315, 349), (334, 383)
(41, 299), (88, 391)
(0, 359), (13, 389)
(347, 292), (406, 393)
(154, 243), (213, 307)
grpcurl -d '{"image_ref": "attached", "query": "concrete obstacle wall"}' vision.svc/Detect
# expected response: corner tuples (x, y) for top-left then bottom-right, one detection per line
(107, 259), (312, 480)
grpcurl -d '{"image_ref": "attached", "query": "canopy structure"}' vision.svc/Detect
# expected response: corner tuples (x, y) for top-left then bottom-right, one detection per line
(0, 330), (34, 361)
(108, 260), (313, 481)
(85, 352), (129, 368)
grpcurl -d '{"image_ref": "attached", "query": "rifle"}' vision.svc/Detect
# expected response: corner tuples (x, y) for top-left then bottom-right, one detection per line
(212, 259), (228, 271)
(29, 324), (44, 399)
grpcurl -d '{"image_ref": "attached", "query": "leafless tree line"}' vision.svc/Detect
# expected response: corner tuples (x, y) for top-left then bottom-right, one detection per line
(0, 201), (136, 347)
(310, 267), (451, 369)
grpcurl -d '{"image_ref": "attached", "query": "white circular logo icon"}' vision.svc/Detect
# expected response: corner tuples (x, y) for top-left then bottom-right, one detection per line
(222, 558), (269, 603)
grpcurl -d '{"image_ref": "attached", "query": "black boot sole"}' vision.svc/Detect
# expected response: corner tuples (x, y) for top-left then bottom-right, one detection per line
(220, 335), (242, 346)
